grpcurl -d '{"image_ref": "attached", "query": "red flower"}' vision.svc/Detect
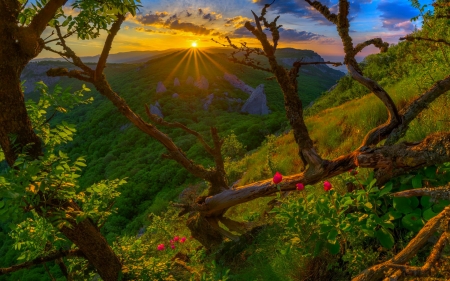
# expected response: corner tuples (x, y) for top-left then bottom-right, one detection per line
(296, 183), (305, 191)
(323, 181), (332, 192)
(273, 172), (283, 184)
(180, 237), (186, 243)
(157, 244), (165, 251)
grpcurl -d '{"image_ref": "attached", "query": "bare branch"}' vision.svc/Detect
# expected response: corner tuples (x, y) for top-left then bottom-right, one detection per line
(392, 186), (450, 200)
(354, 38), (389, 55)
(400, 35), (450, 47)
(95, 14), (125, 81)
(144, 107), (215, 156)
(352, 207), (450, 281)
(0, 249), (83, 275)
(386, 73), (450, 145)
(304, 0), (338, 24)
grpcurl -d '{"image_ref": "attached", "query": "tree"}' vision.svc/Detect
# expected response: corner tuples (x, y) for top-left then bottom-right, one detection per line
(0, 0), (139, 279)
(2, 0), (450, 280)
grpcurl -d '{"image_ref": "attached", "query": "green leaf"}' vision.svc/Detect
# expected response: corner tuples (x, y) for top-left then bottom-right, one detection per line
(424, 166), (437, 179)
(423, 208), (438, 221)
(379, 182), (393, 197)
(432, 200), (450, 213)
(327, 241), (340, 255)
(412, 175), (423, 188)
(421, 196), (432, 208)
(327, 229), (338, 244)
(364, 202), (373, 209)
(0, 201), (4, 209)
(375, 227), (394, 249)
(393, 197), (413, 214)
(402, 213), (424, 232)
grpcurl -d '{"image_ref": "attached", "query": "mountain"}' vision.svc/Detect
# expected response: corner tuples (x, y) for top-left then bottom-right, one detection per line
(34, 49), (182, 64)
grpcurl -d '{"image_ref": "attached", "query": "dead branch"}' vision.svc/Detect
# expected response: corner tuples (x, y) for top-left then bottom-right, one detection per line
(392, 185), (450, 200)
(0, 249), (83, 275)
(400, 36), (450, 47)
(352, 207), (450, 281)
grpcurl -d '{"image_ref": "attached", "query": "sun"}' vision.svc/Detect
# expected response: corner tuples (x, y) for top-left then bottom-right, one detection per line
(191, 42), (198, 48)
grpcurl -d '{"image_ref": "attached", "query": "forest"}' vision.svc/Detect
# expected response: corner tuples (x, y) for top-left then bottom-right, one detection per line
(1, 0), (450, 280)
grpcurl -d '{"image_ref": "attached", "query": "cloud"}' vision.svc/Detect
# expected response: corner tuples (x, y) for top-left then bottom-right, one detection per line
(224, 16), (253, 28)
(202, 12), (222, 21)
(168, 20), (213, 35)
(252, 0), (368, 25)
(134, 27), (176, 35)
(377, 0), (416, 31)
(137, 11), (169, 26)
(232, 26), (327, 42)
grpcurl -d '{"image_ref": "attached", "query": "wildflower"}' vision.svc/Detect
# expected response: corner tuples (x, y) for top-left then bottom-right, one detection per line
(323, 181), (332, 192)
(273, 172), (283, 184)
(174, 236), (179, 242)
(296, 183), (305, 191)
(350, 169), (358, 176)
(171, 244), (175, 249)
(157, 244), (165, 251)
(180, 237), (186, 243)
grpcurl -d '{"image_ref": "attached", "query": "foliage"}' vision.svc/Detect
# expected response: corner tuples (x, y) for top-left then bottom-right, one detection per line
(273, 164), (450, 277)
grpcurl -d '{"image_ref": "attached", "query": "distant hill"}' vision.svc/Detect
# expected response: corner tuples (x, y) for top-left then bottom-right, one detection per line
(33, 49), (182, 64)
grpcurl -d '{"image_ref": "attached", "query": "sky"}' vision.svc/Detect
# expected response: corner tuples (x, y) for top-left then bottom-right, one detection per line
(38, 0), (433, 59)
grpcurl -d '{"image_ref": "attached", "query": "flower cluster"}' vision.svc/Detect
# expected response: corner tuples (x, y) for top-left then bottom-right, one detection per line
(157, 235), (187, 251)
(272, 172), (333, 192)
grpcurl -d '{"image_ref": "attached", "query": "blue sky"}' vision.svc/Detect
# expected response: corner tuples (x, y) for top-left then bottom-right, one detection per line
(39, 0), (433, 58)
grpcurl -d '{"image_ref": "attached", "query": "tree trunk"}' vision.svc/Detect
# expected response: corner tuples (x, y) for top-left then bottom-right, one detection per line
(0, 11), (122, 279)
(0, 36), (42, 166)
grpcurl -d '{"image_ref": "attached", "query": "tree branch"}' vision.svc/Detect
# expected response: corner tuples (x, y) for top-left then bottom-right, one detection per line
(0, 249), (83, 275)
(352, 207), (450, 281)
(392, 185), (450, 200)
(95, 14), (125, 81)
(400, 36), (450, 47)
(28, 0), (68, 36)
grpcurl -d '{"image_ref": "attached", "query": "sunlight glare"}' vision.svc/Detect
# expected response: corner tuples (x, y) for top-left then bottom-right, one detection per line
(191, 42), (197, 48)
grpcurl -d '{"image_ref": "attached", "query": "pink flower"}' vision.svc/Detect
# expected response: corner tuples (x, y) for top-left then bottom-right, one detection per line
(296, 183), (305, 191)
(171, 244), (175, 249)
(273, 172), (283, 184)
(157, 244), (165, 251)
(323, 181), (332, 192)
(180, 237), (186, 243)
(174, 236), (179, 242)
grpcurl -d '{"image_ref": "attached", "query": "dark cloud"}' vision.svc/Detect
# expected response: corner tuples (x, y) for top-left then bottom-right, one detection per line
(134, 27), (176, 35)
(253, 0), (367, 25)
(168, 20), (212, 35)
(377, 0), (416, 31)
(224, 16), (253, 28)
(137, 11), (169, 25)
(232, 26), (326, 42)
(186, 10), (192, 17)
(198, 8), (203, 15)
(164, 14), (178, 25)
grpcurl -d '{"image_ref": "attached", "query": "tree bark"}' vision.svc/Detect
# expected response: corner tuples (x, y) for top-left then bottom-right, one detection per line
(0, 5), (123, 279)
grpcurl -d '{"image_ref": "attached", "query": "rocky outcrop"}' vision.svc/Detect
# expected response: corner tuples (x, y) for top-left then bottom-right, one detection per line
(194, 75), (209, 90)
(241, 84), (269, 115)
(223, 73), (254, 95)
(186, 76), (194, 85)
(203, 94), (214, 110)
(150, 101), (164, 118)
(156, 81), (167, 93)
(174, 77), (181, 87)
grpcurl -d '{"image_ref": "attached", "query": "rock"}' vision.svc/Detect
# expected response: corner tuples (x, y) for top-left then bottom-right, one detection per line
(172, 93), (179, 98)
(223, 72), (254, 95)
(156, 81), (167, 93)
(203, 94), (214, 110)
(119, 123), (132, 131)
(241, 84), (269, 115)
(186, 76), (194, 85)
(137, 227), (146, 238)
(194, 75), (209, 90)
(150, 101), (164, 118)
(174, 77), (181, 87)
(327, 83), (338, 92)
(224, 92), (228, 96)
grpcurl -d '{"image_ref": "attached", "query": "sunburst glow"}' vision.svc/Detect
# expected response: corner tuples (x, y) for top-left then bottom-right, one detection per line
(191, 42), (198, 48)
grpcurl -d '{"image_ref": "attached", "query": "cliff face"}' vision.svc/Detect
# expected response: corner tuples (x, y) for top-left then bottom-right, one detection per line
(21, 62), (61, 94)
